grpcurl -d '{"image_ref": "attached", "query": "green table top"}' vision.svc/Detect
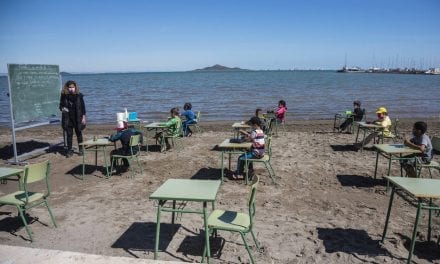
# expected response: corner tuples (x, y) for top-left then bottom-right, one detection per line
(232, 122), (251, 129)
(150, 179), (221, 202)
(144, 122), (167, 128)
(218, 139), (252, 149)
(80, 138), (113, 146)
(374, 144), (421, 155)
(0, 167), (24, 179)
(385, 176), (440, 198)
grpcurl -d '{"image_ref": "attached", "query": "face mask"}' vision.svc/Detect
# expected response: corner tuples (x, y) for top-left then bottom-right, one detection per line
(68, 88), (75, 93)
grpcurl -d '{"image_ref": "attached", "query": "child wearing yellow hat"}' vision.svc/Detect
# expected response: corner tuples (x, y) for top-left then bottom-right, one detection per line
(355, 106), (392, 148)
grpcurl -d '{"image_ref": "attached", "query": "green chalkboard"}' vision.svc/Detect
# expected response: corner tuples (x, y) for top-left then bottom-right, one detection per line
(7, 64), (61, 124)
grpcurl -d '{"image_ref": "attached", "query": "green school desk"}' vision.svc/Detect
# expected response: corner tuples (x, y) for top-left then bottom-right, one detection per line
(79, 138), (113, 179)
(150, 179), (221, 262)
(218, 139), (252, 182)
(373, 144), (421, 179)
(381, 176), (440, 264)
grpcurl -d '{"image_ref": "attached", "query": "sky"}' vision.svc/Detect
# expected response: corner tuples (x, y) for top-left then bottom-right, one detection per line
(1, 0), (439, 73)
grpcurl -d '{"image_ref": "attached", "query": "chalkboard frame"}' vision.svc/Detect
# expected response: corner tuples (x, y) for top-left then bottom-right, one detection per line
(6, 64), (62, 163)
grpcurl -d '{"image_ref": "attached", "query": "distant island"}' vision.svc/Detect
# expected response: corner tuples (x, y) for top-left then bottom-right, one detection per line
(192, 64), (249, 72)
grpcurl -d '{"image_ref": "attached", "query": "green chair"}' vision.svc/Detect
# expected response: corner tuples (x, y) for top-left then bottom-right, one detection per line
(202, 176), (260, 264)
(161, 118), (183, 151)
(273, 112), (287, 136)
(378, 118), (400, 143)
(416, 136), (440, 178)
(0, 160), (57, 242)
(244, 136), (276, 184)
(346, 108), (366, 134)
(187, 111), (202, 135)
(110, 134), (142, 178)
(264, 117), (275, 136)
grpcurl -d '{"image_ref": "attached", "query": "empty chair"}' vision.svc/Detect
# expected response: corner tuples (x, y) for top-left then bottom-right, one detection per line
(0, 160), (57, 241)
(202, 176), (260, 264)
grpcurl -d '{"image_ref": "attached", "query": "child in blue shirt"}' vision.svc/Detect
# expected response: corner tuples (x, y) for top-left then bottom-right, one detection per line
(181, 102), (197, 137)
(109, 121), (143, 174)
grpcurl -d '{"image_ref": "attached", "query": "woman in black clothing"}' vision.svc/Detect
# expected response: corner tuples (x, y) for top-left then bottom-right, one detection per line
(59, 80), (86, 157)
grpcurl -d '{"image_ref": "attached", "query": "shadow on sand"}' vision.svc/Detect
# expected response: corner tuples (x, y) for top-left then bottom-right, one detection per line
(336, 174), (385, 188)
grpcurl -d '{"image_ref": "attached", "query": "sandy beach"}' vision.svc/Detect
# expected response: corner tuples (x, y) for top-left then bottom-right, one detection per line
(0, 119), (439, 263)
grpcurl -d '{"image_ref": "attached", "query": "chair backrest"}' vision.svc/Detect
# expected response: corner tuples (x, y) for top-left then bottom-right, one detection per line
(392, 118), (400, 137)
(265, 119), (275, 136)
(176, 118), (183, 136)
(129, 134), (141, 155)
(22, 160), (51, 201)
(361, 108), (367, 121)
(195, 111), (201, 122)
(129, 134), (141, 147)
(265, 136), (272, 159)
(248, 175), (259, 228)
(431, 136), (440, 153)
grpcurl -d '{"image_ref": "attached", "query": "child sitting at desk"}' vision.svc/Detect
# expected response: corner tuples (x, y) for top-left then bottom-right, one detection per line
(275, 100), (287, 124)
(355, 106), (392, 149)
(156, 107), (181, 150)
(338, 100), (364, 132)
(232, 117), (265, 180)
(109, 121), (143, 174)
(181, 102), (196, 137)
(400, 121), (433, 177)
(255, 108), (267, 132)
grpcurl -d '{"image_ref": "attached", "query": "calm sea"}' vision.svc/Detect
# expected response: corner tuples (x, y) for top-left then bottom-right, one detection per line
(0, 70), (439, 125)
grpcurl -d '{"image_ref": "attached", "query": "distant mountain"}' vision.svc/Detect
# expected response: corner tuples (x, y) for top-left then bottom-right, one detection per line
(192, 64), (249, 71)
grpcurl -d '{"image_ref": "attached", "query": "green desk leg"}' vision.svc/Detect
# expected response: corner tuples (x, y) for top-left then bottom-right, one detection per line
(374, 151), (380, 180)
(154, 201), (163, 260)
(94, 146), (98, 167)
(103, 146), (109, 178)
(407, 200), (422, 264)
(381, 186), (395, 243)
(172, 200), (176, 225)
(203, 201), (210, 263)
(428, 198), (433, 242)
(355, 125), (361, 143)
(228, 153), (231, 173)
(387, 154), (392, 176)
(221, 151), (224, 182)
(360, 128), (367, 152)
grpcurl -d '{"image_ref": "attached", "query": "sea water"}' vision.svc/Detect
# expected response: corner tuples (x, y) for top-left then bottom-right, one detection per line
(0, 70), (439, 125)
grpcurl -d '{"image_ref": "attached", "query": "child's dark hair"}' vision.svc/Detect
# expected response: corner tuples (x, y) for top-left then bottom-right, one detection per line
(248, 116), (261, 126)
(170, 107), (179, 116)
(255, 108), (262, 116)
(278, 100), (286, 108)
(184, 103), (192, 110)
(414, 121), (427, 134)
(353, 100), (361, 107)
